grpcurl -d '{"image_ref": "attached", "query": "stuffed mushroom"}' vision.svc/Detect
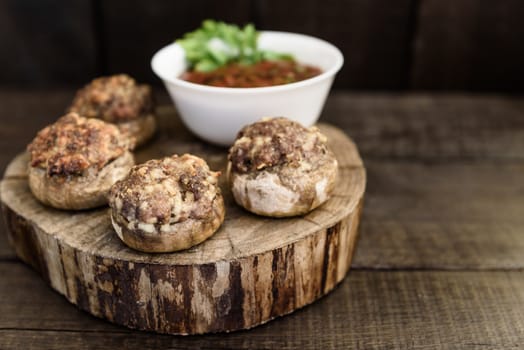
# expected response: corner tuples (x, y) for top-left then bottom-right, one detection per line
(68, 74), (156, 148)
(227, 117), (338, 217)
(108, 154), (225, 253)
(27, 113), (134, 210)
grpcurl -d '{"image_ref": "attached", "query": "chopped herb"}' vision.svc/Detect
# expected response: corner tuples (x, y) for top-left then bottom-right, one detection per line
(176, 20), (293, 72)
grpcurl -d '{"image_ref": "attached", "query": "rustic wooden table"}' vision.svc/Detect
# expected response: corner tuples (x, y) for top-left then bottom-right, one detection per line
(1, 90), (523, 349)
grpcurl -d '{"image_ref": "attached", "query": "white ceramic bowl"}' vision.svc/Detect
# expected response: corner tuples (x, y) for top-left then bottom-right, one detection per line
(151, 31), (344, 146)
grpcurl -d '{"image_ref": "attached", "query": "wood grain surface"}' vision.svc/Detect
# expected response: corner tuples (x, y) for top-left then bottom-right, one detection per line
(3, 1), (524, 91)
(248, 0), (415, 90)
(1, 109), (365, 334)
(0, 0), (97, 86)
(1, 90), (524, 348)
(1, 263), (523, 349)
(99, 1), (251, 84)
(412, 0), (524, 91)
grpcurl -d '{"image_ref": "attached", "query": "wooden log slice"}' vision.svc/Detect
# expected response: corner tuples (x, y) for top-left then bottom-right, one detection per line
(0, 108), (366, 335)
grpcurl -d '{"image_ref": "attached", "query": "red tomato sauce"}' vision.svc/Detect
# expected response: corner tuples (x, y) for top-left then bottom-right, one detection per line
(180, 60), (322, 88)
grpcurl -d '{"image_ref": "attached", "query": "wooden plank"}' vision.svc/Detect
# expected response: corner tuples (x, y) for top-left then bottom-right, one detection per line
(1, 263), (523, 349)
(0, 90), (75, 144)
(4, 159), (524, 269)
(99, 1), (252, 84)
(255, 0), (414, 89)
(411, 0), (524, 91)
(352, 159), (524, 269)
(0, 1), (97, 86)
(355, 220), (524, 270)
(322, 93), (524, 159)
(2, 91), (524, 161)
(364, 160), (524, 223)
(2, 92), (524, 269)
(0, 219), (14, 260)
(0, 90), (74, 179)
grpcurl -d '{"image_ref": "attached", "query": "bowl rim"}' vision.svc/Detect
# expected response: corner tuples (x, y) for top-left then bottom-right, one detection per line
(151, 30), (344, 95)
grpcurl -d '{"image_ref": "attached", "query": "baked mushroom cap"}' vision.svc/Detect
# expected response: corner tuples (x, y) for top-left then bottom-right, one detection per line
(68, 74), (156, 147)
(27, 113), (134, 210)
(108, 154), (225, 253)
(227, 117), (338, 217)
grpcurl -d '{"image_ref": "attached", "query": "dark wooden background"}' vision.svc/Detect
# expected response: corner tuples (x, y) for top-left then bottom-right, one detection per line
(2, 1), (524, 348)
(1, 0), (523, 91)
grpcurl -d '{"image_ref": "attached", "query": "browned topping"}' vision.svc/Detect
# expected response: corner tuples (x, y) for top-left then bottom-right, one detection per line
(68, 74), (154, 123)
(28, 113), (130, 177)
(228, 117), (329, 173)
(109, 154), (221, 230)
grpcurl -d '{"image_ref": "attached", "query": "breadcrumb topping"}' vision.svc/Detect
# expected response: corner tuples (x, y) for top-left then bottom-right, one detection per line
(228, 117), (329, 173)
(68, 74), (154, 123)
(28, 113), (130, 177)
(109, 154), (221, 232)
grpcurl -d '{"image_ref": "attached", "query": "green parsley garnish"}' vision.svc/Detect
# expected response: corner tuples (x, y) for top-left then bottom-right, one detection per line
(176, 20), (293, 72)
